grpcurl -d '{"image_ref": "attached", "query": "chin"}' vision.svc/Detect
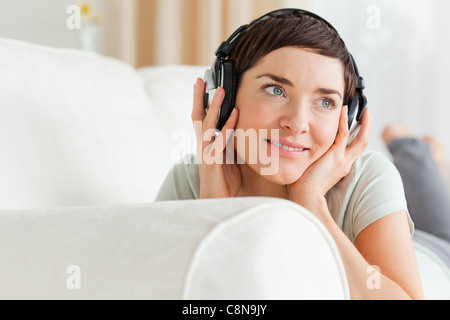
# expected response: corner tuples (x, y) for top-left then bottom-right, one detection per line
(258, 165), (306, 186)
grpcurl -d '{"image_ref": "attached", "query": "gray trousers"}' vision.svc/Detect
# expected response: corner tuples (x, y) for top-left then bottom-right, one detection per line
(388, 138), (450, 268)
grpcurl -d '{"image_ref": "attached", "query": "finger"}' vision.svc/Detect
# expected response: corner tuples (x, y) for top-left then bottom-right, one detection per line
(347, 107), (372, 158)
(192, 78), (207, 154)
(214, 108), (239, 152)
(333, 105), (350, 150)
(191, 78), (206, 124)
(356, 107), (372, 145)
(203, 86), (225, 131)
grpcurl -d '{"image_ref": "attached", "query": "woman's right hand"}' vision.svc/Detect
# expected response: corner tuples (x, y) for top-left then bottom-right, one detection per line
(191, 78), (241, 199)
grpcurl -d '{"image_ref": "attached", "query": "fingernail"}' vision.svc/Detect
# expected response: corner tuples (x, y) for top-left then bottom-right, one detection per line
(195, 78), (202, 89)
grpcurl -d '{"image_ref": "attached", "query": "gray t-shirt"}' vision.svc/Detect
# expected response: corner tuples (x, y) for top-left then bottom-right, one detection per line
(155, 150), (414, 242)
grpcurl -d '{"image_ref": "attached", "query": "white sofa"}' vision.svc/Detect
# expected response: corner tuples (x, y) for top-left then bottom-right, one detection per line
(0, 37), (448, 300)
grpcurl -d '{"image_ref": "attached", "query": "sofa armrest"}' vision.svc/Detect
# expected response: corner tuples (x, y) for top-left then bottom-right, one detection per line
(0, 197), (349, 299)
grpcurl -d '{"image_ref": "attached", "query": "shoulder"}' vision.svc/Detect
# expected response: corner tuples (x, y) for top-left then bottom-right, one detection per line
(349, 150), (408, 211)
(171, 153), (200, 179)
(352, 150), (399, 180)
(154, 154), (200, 201)
(333, 150), (403, 197)
(351, 150), (407, 198)
(327, 150), (412, 241)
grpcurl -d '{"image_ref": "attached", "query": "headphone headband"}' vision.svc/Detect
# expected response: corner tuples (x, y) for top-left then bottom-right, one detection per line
(215, 9), (365, 89)
(216, 9), (339, 59)
(215, 24), (249, 59)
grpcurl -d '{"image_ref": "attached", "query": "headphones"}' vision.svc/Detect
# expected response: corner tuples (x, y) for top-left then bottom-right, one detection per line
(203, 8), (367, 140)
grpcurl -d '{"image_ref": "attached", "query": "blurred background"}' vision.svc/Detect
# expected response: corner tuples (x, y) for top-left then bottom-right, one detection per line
(0, 0), (449, 156)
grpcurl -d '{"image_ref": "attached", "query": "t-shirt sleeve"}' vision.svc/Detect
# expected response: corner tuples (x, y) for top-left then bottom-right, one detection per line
(348, 152), (414, 241)
(154, 154), (200, 201)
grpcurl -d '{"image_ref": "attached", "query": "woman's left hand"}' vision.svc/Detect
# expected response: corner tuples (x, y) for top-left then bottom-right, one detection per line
(288, 105), (372, 206)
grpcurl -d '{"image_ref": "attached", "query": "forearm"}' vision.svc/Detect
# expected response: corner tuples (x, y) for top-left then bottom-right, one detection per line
(321, 215), (412, 300)
(293, 194), (412, 300)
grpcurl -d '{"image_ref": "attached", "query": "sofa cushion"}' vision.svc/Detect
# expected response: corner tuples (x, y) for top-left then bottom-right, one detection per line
(413, 230), (450, 299)
(0, 37), (171, 209)
(137, 64), (208, 159)
(137, 64), (207, 138)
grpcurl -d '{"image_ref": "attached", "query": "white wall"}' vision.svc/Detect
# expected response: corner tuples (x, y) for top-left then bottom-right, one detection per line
(0, 0), (135, 65)
(0, 0), (99, 50)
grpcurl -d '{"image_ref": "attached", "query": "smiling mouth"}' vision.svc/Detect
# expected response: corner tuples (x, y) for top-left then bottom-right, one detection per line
(264, 139), (307, 152)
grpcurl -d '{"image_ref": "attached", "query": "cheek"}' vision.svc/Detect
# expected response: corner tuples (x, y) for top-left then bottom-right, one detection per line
(312, 117), (340, 150)
(235, 99), (272, 131)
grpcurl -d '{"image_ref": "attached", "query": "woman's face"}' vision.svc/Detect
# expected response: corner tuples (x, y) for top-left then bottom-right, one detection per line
(234, 46), (345, 185)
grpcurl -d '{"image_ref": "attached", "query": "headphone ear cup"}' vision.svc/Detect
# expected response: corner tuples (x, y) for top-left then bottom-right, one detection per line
(217, 60), (237, 131)
(347, 96), (359, 130)
(356, 93), (368, 123)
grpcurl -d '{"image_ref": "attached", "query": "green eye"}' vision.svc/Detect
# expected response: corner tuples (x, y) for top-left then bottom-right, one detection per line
(321, 100), (331, 108)
(318, 98), (336, 109)
(264, 86), (284, 96)
(273, 87), (283, 96)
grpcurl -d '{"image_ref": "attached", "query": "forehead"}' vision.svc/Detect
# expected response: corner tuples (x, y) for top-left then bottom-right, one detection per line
(247, 47), (345, 92)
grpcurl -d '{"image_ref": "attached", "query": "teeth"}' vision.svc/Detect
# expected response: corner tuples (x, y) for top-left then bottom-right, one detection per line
(267, 139), (304, 152)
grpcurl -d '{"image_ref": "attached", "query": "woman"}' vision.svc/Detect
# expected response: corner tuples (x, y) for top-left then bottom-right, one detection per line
(156, 9), (424, 299)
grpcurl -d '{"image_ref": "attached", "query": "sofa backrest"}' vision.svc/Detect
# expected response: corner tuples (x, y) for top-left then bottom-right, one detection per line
(0, 197), (350, 299)
(0, 37), (172, 210)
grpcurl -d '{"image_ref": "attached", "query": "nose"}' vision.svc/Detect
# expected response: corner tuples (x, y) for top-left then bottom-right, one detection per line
(279, 101), (310, 135)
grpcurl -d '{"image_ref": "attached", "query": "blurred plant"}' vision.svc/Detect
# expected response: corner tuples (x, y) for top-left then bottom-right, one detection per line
(76, 1), (101, 52)
(77, 0), (101, 24)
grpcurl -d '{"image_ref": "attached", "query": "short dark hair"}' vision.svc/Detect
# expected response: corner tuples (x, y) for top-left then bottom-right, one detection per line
(228, 12), (356, 104)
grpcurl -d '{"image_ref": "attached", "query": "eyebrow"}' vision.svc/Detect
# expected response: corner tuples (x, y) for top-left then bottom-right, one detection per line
(256, 73), (343, 100)
(315, 88), (343, 100)
(256, 73), (293, 86)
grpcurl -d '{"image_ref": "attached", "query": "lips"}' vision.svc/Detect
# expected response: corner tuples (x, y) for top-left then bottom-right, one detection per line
(265, 139), (308, 151)
(264, 139), (309, 159)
